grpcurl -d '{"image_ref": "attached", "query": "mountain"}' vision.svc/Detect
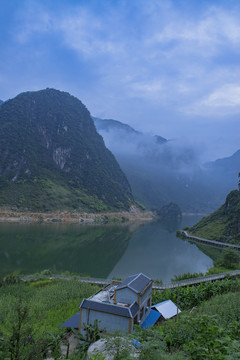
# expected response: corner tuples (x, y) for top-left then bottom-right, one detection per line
(94, 117), (236, 213)
(93, 117), (141, 136)
(189, 188), (240, 244)
(207, 150), (240, 171)
(0, 89), (133, 211)
(204, 150), (240, 192)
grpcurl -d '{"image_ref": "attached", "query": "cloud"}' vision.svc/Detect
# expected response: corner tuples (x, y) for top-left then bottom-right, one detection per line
(148, 6), (240, 56)
(128, 80), (164, 100)
(203, 84), (240, 107)
(183, 84), (240, 116)
(1, 0), (240, 152)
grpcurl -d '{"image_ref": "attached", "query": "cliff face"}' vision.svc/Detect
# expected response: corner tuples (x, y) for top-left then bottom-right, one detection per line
(0, 89), (133, 211)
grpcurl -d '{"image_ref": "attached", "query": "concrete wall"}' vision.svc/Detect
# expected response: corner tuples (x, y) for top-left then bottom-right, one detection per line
(80, 308), (132, 334)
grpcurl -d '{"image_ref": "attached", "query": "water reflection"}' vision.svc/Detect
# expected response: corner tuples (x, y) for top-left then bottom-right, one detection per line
(108, 216), (213, 283)
(0, 224), (132, 278)
(0, 216), (213, 281)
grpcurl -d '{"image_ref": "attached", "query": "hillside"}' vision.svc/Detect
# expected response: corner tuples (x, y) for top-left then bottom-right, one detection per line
(94, 117), (236, 213)
(189, 189), (240, 244)
(0, 89), (134, 211)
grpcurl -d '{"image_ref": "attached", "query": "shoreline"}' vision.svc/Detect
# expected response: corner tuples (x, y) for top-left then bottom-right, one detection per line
(0, 208), (154, 225)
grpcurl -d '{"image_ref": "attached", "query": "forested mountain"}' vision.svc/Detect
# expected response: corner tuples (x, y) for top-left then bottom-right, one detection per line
(190, 188), (240, 244)
(0, 89), (133, 211)
(94, 117), (238, 213)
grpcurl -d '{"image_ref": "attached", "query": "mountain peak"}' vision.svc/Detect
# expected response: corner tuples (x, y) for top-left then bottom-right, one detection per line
(0, 89), (133, 211)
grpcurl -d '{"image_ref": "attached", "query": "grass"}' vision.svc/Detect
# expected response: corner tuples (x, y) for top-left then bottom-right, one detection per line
(0, 278), (100, 340)
(189, 218), (226, 241)
(1, 275), (240, 359)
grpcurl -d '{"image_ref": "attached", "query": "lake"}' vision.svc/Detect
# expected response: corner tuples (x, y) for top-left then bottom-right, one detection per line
(0, 215), (212, 282)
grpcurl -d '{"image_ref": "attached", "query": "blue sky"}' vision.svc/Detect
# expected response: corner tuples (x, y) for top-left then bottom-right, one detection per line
(0, 0), (240, 161)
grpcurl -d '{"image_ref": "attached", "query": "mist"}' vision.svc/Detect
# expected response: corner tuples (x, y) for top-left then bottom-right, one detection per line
(94, 117), (239, 213)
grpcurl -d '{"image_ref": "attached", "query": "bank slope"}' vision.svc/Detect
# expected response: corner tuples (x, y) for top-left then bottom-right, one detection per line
(189, 189), (240, 244)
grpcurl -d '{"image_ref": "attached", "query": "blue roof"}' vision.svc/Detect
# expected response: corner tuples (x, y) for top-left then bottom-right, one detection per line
(116, 273), (152, 294)
(141, 309), (161, 329)
(129, 301), (140, 317)
(80, 299), (139, 318)
(60, 312), (79, 328)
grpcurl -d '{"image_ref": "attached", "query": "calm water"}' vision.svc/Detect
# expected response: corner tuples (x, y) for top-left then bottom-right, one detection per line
(0, 215), (212, 282)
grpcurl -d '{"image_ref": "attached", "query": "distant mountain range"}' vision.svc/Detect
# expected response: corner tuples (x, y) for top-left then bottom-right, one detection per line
(0, 91), (238, 214)
(94, 117), (239, 213)
(0, 89), (133, 211)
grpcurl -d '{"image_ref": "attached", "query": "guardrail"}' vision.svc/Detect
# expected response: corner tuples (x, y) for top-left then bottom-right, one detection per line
(153, 269), (240, 290)
(21, 269), (240, 290)
(179, 230), (240, 250)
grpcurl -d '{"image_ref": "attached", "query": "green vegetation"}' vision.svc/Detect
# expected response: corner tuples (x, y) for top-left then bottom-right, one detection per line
(171, 272), (204, 282)
(0, 89), (134, 212)
(152, 277), (240, 310)
(214, 248), (240, 269)
(0, 277), (99, 359)
(189, 189), (240, 244)
(1, 275), (240, 359)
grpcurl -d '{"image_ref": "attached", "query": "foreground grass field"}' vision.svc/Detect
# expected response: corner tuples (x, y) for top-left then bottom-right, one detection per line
(1, 276), (240, 359)
(0, 278), (99, 359)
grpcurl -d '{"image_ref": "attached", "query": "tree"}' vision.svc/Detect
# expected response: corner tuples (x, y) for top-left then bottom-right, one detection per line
(2, 298), (48, 360)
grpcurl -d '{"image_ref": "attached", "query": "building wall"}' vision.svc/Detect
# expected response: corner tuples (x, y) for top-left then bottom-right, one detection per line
(138, 285), (152, 325)
(115, 284), (153, 326)
(80, 308), (132, 334)
(115, 288), (138, 305)
(140, 284), (152, 307)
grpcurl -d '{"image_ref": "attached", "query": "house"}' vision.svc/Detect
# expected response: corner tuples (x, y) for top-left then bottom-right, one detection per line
(141, 299), (181, 328)
(61, 273), (153, 334)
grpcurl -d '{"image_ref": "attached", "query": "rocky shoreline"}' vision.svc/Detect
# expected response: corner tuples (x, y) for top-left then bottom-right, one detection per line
(0, 207), (154, 225)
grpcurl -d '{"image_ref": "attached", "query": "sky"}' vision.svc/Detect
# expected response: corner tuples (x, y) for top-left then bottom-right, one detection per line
(0, 0), (240, 161)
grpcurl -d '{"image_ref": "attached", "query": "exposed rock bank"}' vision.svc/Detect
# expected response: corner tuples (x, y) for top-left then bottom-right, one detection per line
(0, 207), (154, 224)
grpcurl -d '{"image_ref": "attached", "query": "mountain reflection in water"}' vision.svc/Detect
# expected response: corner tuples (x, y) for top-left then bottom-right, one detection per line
(0, 216), (212, 281)
(108, 216), (213, 283)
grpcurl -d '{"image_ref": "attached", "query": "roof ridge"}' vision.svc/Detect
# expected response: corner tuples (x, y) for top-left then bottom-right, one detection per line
(129, 273), (141, 285)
